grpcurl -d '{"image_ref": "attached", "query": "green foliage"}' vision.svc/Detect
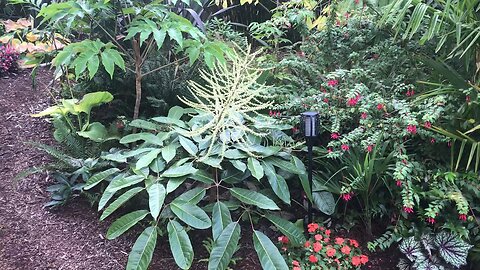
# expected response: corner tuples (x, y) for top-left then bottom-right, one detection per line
(398, 231), (473, 269)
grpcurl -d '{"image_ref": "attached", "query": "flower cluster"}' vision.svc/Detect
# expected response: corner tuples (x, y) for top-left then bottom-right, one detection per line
(0, 44), (19, 74)
(279, 223), (368, 269)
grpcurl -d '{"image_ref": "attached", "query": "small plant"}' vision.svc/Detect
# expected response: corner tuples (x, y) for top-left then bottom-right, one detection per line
(0, 43), (19, 74)
(279, 223), (369, 269)
(398, 231), (473, 270)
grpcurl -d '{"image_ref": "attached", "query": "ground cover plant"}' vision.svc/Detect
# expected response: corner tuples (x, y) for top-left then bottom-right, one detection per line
(4, 0), (480, 269)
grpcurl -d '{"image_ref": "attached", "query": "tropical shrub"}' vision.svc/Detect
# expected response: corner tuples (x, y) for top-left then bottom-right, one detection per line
(279, 222), (369, 270)
(85, 49), (313, 270)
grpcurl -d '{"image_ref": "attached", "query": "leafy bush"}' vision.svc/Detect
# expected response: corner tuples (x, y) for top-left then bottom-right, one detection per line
(0, 44), (19, 74)
(279, 222), (369, 269)
(85, 49), (313, 270)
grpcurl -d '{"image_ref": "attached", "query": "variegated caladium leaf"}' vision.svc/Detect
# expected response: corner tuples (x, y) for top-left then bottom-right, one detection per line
(434, 232), (473, 268)
(399, 237), (424, 261)
(412, 255), (445, 270)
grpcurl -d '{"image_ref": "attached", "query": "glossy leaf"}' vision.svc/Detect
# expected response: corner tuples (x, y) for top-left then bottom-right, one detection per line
(247, 157), (264, 180)
(84, 168), (119, 190)
(168, 220), (194, 270)
(136, 149), (161, 170)
(147, 183), (166, 220)
(212, 201), (232, 241)
(230, 188), (279, 210)
(265, 214), (305, 246)
(262, 161), (290, 204)
(101, 187), (144, 221)
(106, 210), (149, 240)
(126, 226), (157, 270)
(253, 230), (288, 270)
(171, 201), (211, 229)
(208, 222), (241, 270)
(161, 164), (197, 178)
(312, 191), (335, 216)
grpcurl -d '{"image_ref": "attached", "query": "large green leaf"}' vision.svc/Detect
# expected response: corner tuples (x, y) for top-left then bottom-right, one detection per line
(147, 183), (166, 220)
(101, 187), (144, 221)
(161, 164), (197, 178)
(312, 191), (335, 215)
(262, 161), (290, 204)
(166, 177), (187, 193)
(253, 230), (288, 270)
(106, 210), (149, 240)
(179, 136), (198, 155)
(162, 144), (177, 163)
(265, 157), (303, 175)
(171, 202), (211, 229)
(247, 157), (264, 180)
(212, 201), (232, 241)
(189, 169), (214, 184)
(105, 175), (145, 193)
(84, 168), (120, 190)
(126, 226), (158, 270)
(168, 220), (194, 270)
(208, 222), (241, 270)
(77, 122), (117, 142)
(120, 133), (164, 145)
(74, 91), (113, 115)
(136, 149), (161, 170)
(265, 214), (306, 247)
(174, 187), (206, 205)
(230, 188), (279, 210)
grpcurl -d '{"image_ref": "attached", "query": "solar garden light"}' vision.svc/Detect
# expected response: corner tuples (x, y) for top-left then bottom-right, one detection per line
(301, 112), (319, 225)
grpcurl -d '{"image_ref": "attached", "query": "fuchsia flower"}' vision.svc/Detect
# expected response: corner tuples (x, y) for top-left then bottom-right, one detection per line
(396, 180), (402, 187)
(292, 127), (299, 133)
(323, 97), (329, 103)
(406, 89), (415, 97)
(377, 103), (384, 110)
(430, 138), (436, 144)
(407, 125), (417, 134)
(447, 141), (452, 147)
(361, 112), (368, 119)
(403, 206), (414, 214)
(330, 133), (340, 140)
(341, 144), (350, 151)
(402, 159), (408, 165)
(341, 192), (353, 201)
(327, 148), (333, 153)
(424, 121), (432, 128)
(347, 95), (361, 106)
(278, 235), (289, 244)
(354, 0), (359, 4)
(366, 145), (374, 152)
(459, 214), (467, 221)
(327, 79), (339, 87)
(426, 217), (436, 224)
(466, 95), (471, 103)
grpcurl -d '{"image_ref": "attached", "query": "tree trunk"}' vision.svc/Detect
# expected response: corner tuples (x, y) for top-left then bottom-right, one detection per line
(132, 38), (143, 121)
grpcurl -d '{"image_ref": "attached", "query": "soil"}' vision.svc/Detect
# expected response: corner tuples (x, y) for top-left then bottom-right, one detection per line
(0, 68), (395, 270)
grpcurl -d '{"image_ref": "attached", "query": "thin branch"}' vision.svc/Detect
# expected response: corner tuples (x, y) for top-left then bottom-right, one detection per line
(142, 56), (189, 77)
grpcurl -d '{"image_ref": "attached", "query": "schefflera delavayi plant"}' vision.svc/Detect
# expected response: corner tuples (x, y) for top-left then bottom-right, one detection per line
(84, 48), (310, 270)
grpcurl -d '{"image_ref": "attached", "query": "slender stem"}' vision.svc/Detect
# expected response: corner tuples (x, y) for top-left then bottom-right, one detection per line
(142, 56), (189, 77)
(307, 138), (314, 225)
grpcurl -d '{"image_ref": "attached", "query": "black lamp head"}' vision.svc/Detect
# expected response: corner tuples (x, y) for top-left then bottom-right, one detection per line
(301, 111), (319, 138)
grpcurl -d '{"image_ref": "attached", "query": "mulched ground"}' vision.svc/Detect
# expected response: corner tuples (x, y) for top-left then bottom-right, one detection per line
(0, 68), (396, 270)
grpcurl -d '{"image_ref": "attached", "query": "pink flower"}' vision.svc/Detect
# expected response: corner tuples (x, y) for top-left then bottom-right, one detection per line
(347, 95), (361, 106)
(292, 127), (299, 133)
(406, 89), (415, 97)
(323, 98), (329, 103)
(377, 103), (384, 110)
(366, 145), (374, 152)
(361, 112), (368, 119)
(402, 159), (408, 165)
(326, 248), (336, 257)
(396, 180), (402, 187)
(314, 234), (323, 241)
(407, 125), (417, 134)
(341, 144), (349, 151)
(403, 206), (414, 214)
(327, 148), (333, 153)
(330, 133), (340, 140)
(313, 242), (322, 253)
(424, 121), (432, 128)
(430, 138), (436, 144)
(327, 79), (338, 87)
(354, 0), (359, 4)
(309, 254), (318, 263)
(278, 235), (289, 244)
(426, 217), (435, 224)
(269, 110), (273, 116)
(293, 267), (301, 270)
(459, 214), (467, 221)
(307, 223), (319, 233)
(335, 237), (345, 245)
(466, 95), (471, 103)
(447, 141), (452, 148)
(341, 192), (353, 201)
(341, 245), (351, 255)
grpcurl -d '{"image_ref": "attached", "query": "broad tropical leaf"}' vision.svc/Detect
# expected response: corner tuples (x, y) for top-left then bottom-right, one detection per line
(212, 201), (232, 240)
(106, 210), (149, 240)
(262, 161), (290, 204)
(312, 191), (335, 215)
(126, 226), (158, 270)
(171, 201), (211, 229)
(168, 220), (194, 270)
(147, 183), (166, 220)
(230, 188), (279, 210)
(208, 222), (241, 270)
(247, 157), (264, 180)
(253, 230), (288, 270)
(101, 187), (144, 221)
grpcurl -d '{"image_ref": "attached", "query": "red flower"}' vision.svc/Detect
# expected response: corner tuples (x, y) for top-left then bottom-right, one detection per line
(366, 145), (373, 152)
(341, 144), (350, 151)
(323, 97), (329, 103)
(330, 132), (340, 140)
(403, 206), (414, 214)
(313, 242), (322, 252)
(309, 255), (318, 263)
(320, 227), (325, 231)
(278, 235), (289, 244)
(314, 234), (323, 241)
(304, 241), (311, 248)
(354, 0), (359, 4)
(459, 214), (467, 221)
(327, 79), (339, 87)
(352, 256), (361, 266)
(406, 89), (415, 97)
(325, 229), (331, 236)
(424, 121), (432, 128)
(426, 217), (435, 224)
(292, 260), (300, 267)
(396, 180), (402, 187)
(402, 159), (408, 165)
(327, 148), (333, 153)
(324, 238), (330, 242)
(341, 245), (351, 255)
(407, 125), (417, 134)
(269, 110), (273, 116)
(349, 239), (359, 248)
(360, 255), (369, 264)
(292, 127), (299, 133)
(466, 95), (471, 103)
(293, 267), (301, 270)
(335, 237), (345, 245)
(341, 192), (352, 201)
(347, 95), (360, 106)
(326, 248), (336, 257)
(377, 103), (384, 110)
(430, 138), (436, 144)
(308, 223), (319, 233)
(361, 112), (368, 119)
